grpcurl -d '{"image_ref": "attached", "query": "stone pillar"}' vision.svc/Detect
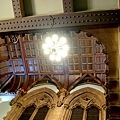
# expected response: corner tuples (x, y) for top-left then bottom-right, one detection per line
(48, 106), (65, 120)
(83, 109), (87, 120)
(67, 109), (72, 120)
(100, 108), (106, 120)
(59, 105), (70, 120)
(45, 105), (55, 120)
(29, 107), (39, 120)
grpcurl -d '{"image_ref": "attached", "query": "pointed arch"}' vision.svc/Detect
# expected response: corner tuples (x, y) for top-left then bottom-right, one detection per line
(4, 87), (58, 120)
(62, 87), (106, 120)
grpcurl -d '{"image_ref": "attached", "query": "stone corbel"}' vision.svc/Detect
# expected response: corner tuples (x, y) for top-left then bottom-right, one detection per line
(57, 88), (69, 107)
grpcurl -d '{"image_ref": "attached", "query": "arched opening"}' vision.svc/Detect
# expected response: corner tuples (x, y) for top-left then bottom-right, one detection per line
(87, 106), (99, 120)
(71, 106), (84, 120)
(18, 105), (35, 120)
(4, 87), (58, 120)
(34, 106), (49, 120)
(63, 87), (106, 120)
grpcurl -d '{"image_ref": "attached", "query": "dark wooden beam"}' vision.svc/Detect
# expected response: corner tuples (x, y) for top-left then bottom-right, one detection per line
(12, 0), (24, 18)
(0, 74), (14, 91)
(0, 9), (119, 33)
(0, 72), (13, 79)
(62, 0), (73, 12)
(21, 75), (29, 90)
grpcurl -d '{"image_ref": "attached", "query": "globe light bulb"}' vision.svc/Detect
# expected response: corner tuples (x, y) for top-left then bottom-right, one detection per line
(45, 37), (53, 47)
(52, 34), (58, 42)
(61, 51), (67, 57)
(59, 37), (67, 44)
(44, 49), (49, 54)
(55, 55), (61, 61)
(49, 54), (55, 61)
(42, 34), (69, 61)
(63, 45), (69, 51)
(42, 43), (48, 49)
(45, 37), (51, 43)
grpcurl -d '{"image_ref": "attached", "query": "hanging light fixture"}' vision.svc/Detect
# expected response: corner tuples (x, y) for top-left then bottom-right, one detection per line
(42, 34), (69, 61)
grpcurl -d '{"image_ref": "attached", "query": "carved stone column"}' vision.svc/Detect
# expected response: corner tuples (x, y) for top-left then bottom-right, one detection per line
(59, 104), (69, 120)
(100, 107), (106, 120)
(82, 109), (87, 120)
(29, 107), (39, 120)
(45, 105), (55, 120)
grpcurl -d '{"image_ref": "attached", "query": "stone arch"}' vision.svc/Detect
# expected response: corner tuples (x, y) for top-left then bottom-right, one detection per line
(4, 87), (58, 120)
(61, 87), (106, 120)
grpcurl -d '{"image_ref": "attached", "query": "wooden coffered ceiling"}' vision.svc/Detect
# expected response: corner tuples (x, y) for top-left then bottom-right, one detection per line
(0, 31), (107, 92)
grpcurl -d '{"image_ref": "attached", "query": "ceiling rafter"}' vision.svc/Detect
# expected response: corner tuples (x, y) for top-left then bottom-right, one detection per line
(0, 74), (14, 91)
(88, 73), (106, 90)
(46, 75), (63, 90)
(8, 75), (17, 92)
(68, 73), (87, 91)
(21, 75), (29, 90)
(26, 75), (45, 92)
(0, 72), (13, 79)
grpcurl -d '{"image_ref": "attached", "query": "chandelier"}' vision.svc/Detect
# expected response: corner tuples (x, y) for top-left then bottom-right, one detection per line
(42, 34), (69, 61)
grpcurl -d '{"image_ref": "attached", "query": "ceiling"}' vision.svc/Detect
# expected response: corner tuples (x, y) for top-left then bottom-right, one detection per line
(0, 31), (107, 92)
(0, 1), (119, 94)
